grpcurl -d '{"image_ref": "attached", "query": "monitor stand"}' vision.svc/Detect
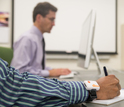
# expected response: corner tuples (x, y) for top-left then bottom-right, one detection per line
(92, 47), (104, 77)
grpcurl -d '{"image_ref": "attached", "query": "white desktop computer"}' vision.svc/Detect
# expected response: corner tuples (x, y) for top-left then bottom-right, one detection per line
(60, 10), (104, 79)
(78, 10), (103, 77)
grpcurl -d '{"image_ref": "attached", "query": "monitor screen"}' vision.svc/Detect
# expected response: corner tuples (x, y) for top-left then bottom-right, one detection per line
(78, 10), (96, 69)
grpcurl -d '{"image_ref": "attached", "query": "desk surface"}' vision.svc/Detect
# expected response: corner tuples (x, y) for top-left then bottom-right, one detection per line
(49, 70), (124, 107)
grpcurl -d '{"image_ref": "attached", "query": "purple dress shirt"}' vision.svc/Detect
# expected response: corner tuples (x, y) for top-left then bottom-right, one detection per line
(11, 26), (51, 77)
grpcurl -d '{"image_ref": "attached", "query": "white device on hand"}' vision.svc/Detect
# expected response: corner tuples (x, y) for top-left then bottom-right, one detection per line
(83, 80), (100, 91)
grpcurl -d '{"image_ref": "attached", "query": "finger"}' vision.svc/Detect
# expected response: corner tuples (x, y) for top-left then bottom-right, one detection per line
(68, 69), (71, 73)
(110, 75), (120, 84)
(61, 70), (69, 75)
(113, 80), (121, 90)
(114, 76), (120, 82)
(65, 69), (71, 72)
(108, 75), (119, 81)
(111, 75), (120, 84)
(118, 84), (121, 90)
(65, 70), (71, 74)
(117, 91), (120, 96)
(63, 69), (71, 73)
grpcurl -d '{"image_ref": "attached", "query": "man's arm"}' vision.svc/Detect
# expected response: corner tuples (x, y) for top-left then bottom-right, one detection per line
(0, 58), (89, 106)
(11, 36), (71, 77)
(0, 58), (121, 106)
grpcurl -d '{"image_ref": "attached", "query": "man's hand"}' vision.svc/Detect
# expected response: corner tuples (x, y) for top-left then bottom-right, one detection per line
(96, 75), (121, 100)
(49, 68), (71, 77)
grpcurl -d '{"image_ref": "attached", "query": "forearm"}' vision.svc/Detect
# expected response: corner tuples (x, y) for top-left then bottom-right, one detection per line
(17, 77), (88, 106)
(66, 81), (89, 104)
(19, 77), (89, 106)
(0, 59), (89, 106)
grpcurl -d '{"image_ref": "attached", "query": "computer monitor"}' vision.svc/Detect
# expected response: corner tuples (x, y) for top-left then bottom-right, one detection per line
(77, 10), (103, 76)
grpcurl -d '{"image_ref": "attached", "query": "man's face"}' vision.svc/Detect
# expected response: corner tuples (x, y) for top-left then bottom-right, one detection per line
(39, 10), (56, 33)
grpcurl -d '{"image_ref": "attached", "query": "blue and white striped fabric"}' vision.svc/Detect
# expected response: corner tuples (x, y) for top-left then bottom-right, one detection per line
(0, 58), (89, 107)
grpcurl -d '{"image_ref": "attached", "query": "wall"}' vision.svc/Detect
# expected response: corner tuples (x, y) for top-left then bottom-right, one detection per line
(121, 25), (124, 70)
(14, 0), (116, 54)
(46, 0), (124, 71)
(0, 0), (124, 71)
(0, 0), (12, 47)
(119, 0), (124, 70)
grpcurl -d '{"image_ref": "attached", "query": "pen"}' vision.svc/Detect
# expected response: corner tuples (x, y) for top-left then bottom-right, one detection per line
(103, 66), (108, 76)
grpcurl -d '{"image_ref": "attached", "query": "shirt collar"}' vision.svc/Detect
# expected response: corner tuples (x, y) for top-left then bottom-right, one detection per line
(30, 25), (43, 41)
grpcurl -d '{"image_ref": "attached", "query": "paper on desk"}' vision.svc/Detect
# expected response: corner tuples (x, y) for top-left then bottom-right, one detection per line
(90, 89), (124, 105)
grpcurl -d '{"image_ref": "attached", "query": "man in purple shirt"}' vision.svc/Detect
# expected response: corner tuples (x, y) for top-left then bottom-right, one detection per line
(11, 2), (71, 77)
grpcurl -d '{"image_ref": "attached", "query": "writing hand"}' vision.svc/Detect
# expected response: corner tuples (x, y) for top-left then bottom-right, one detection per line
(96, 75), (121, 100)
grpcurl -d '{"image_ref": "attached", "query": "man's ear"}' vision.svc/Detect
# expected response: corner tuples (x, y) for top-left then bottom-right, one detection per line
(36, 14), (43, 22)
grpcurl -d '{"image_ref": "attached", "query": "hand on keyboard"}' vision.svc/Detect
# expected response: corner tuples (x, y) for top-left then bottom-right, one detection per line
(59, 71), (78, 79)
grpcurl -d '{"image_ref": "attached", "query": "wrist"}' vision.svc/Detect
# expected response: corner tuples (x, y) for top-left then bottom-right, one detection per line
(83, 80), (100, 101)
(96, 90), (104, 100)
(86, 89), (97, 101)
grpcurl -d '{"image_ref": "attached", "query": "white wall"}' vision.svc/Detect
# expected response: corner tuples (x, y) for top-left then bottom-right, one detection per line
(120, 0), (124, 70)
(121, 25), (124, 69)
(14, 0), (116, 53)
(0, 0), (12, 47)
(0, 0), (124, 71)
(46, 0), (124, 71)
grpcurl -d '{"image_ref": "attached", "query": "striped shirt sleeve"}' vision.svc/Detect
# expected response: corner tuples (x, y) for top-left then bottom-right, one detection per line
(0, 58), (89, 107)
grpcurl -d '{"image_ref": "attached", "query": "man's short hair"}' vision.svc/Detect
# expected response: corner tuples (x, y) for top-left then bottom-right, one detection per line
(33, 2), (57, 22)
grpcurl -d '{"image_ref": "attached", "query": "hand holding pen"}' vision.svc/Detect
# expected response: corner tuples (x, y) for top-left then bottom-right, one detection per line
(96, 66), (121, 100)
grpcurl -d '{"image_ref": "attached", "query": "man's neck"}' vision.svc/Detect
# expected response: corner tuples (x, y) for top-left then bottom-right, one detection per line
(33, 23), (44, 34)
